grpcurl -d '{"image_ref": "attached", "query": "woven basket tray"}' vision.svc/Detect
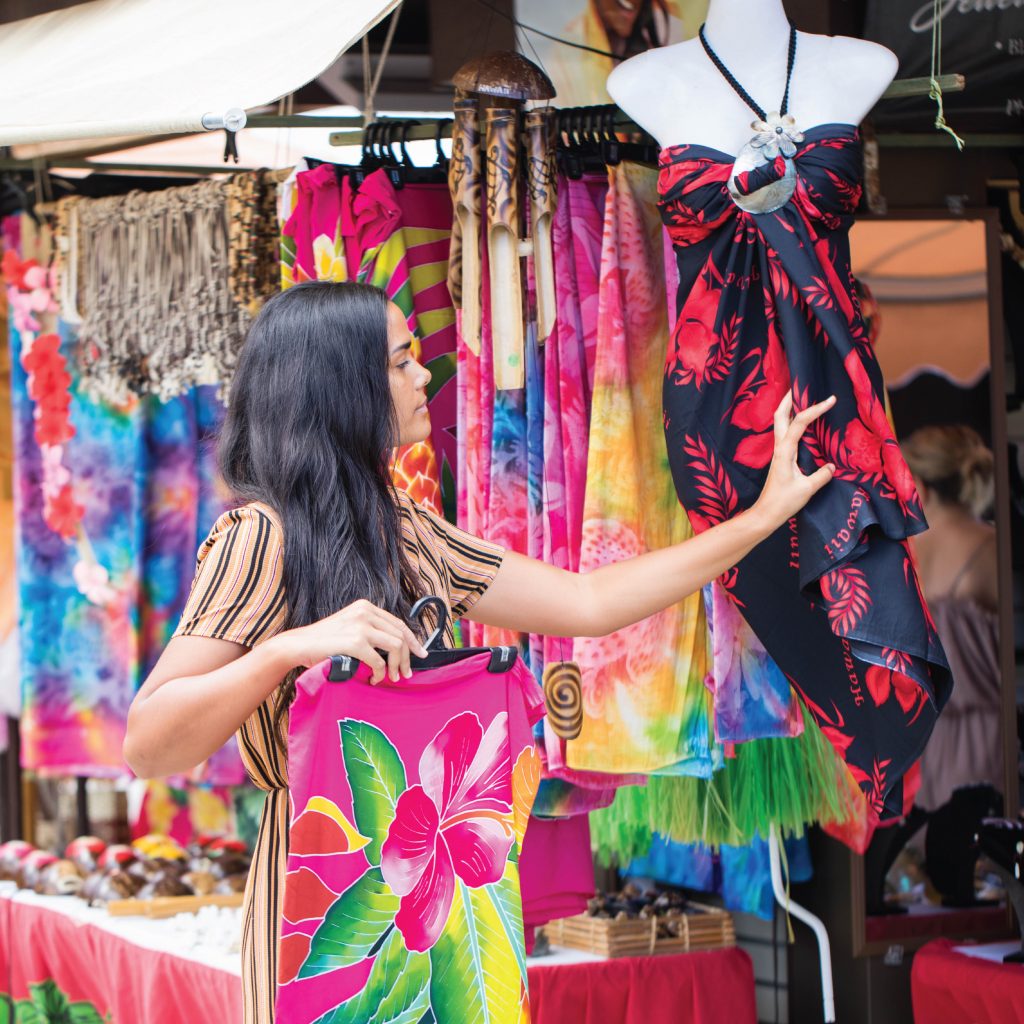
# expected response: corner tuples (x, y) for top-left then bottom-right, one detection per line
(105, 892), (244, 918)
(546, 901), (735, 958)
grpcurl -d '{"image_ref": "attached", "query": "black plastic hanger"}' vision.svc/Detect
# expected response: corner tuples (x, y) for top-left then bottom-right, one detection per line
(327, 595), (518, 681)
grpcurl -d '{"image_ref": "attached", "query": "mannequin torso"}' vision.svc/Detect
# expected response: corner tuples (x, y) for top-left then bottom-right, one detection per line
(607, 0), (898, 155)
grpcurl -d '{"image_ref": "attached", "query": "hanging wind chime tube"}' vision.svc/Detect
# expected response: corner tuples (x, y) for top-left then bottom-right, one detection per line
(451, 51), (556, 392)
(448, 96), (483, 357)
(525, 107), (558, 346)
(484, 104), (525, 390)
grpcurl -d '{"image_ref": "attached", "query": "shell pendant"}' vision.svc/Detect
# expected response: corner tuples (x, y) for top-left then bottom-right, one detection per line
(727, 112), (805, 215)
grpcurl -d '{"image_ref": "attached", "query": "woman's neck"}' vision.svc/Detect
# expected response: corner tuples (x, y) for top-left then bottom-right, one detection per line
(922, 500), (976, 529)
(702, 0), (792, 64)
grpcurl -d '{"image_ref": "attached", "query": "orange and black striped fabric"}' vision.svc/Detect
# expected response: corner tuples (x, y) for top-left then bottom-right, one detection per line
(171, 493), (504, 1024)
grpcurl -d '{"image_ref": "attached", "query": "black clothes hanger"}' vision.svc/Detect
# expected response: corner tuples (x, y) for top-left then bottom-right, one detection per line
(327, 595), (518, 681)
(433, 118), (453, 174)
(555, 104), (659, 179)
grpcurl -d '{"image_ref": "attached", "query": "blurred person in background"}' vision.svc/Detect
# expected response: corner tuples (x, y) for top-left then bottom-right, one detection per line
(904, 425), (1001, 809)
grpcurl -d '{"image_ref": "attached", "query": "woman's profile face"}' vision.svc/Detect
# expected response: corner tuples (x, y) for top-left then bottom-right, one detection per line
(386, 301), (432, 447)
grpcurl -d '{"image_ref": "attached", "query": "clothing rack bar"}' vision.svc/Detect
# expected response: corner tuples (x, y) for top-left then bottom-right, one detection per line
(0, 159), (256, 176)
(325, 74), (966, 147)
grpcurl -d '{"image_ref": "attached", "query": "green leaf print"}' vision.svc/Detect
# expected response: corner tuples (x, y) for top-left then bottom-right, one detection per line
(424, 353), (456, 403)
(29, 983), (68, 1023)
(340, 719), (407, 866)
(13, 1001), (42, 1024)
(428, 880), (523, 1024)
(66, 1005), (105, 1024)
(300, 868), (400, 980)
(313, 927), (431, 1024)
(11, 983), (107, 1024)
(0, 995), (12, 1024)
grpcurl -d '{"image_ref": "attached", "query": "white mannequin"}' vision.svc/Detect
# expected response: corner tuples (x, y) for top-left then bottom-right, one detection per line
(607, 0), (898, 156)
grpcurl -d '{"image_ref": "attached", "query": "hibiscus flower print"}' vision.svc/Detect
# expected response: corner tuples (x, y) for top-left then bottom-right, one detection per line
(381, 711), (515, 952)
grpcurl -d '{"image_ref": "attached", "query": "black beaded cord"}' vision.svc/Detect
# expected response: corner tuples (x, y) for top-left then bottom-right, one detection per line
(698, 22), (798, 122)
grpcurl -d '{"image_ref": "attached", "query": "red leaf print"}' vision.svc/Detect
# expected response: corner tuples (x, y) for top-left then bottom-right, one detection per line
(682, 434), (738, 529)
(882, 647), (912, 676)
(881, 441), (921, 512)
(893, 673), (924, 715)
(734, 430), (774, 469)
(804, 277), (835, 310)
(842, 420), (883, 479)
(865, 665), (890, 707)
(819, 566), (871, 634)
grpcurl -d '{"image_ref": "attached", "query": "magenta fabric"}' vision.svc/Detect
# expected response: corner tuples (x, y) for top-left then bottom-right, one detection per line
(277, 653), (545, 1024)
(519, 814), (594, 932)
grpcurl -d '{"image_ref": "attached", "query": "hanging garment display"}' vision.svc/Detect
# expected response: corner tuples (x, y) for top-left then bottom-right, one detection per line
(540, 172), (604, 675)
(661, 227), (803, 748)
(626, 832), (813, 921)
(567, 162), (714, 778)
(275, 650), (543, 1024)
(658, 125), (951, 821)
(74, 180), (252, 403)
(5, 216), (238, 780)
(226, 169), (282, 316)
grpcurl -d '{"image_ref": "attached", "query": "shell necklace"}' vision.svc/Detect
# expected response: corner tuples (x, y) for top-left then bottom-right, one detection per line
(698, 22), (803, 214)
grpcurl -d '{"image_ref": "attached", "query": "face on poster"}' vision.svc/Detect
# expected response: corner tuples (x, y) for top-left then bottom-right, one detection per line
(515, 0), (709, 106)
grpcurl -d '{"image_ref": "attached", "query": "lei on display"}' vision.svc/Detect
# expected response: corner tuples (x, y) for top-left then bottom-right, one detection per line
(3, 249), (116, 606)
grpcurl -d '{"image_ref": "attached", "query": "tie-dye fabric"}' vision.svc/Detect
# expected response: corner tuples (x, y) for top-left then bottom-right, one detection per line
(567, 162), (714, 778)
(540, 174), (605, 670)
(10, 317), (237, 778)
(7, 217), (237, 779)
(11, 317), (140, 775)
(626, 832), (812, 921)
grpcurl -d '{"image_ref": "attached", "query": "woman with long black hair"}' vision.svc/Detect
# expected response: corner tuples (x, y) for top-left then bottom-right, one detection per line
(124, 281), (834, 1023)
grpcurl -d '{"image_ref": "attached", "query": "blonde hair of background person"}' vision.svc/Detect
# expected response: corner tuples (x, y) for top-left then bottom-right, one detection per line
(903, 424), (997, 611)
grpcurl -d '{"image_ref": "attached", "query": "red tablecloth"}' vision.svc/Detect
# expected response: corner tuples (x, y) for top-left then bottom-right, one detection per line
(1, 887), (755, 1023)
(1, 892), (242, 1023)
(528, 947), (757, 1024)
(912, 939), (1024, 1024)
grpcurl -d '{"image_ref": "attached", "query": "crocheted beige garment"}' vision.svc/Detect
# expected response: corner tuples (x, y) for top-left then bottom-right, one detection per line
(75, 178), (253, 402)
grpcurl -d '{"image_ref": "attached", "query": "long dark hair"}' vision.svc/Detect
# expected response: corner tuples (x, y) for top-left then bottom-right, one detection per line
(218, 282), (425, 740)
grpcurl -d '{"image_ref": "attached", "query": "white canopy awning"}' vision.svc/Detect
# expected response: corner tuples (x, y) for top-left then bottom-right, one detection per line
(0, 0), (400, 146)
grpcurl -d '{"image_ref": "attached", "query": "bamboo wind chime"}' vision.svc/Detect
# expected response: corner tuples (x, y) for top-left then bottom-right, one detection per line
(447, 53), (558, 391)
(446, 54), (584, 738)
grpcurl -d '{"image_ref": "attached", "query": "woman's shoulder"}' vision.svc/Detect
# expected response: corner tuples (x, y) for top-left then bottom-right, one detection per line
(197, 501), (284, 565)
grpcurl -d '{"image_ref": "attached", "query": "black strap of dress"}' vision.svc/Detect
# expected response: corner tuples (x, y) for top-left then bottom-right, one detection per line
(698, 22), (798, 121)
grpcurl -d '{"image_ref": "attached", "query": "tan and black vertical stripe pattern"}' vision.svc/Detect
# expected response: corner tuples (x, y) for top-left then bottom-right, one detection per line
(171, 494), (504, 1024)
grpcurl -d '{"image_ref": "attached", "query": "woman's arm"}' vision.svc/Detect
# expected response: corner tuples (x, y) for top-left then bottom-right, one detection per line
(124, 601), (428, 779)
(469, 394), (835, 637)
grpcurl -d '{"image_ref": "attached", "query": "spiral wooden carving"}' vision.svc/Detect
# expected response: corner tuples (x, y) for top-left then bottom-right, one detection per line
(543, 661), (583, 740)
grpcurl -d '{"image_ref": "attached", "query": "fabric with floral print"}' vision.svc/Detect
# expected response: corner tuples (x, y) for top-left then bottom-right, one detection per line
(277, 652), (544, 1024)
(658, 125), (951, 822)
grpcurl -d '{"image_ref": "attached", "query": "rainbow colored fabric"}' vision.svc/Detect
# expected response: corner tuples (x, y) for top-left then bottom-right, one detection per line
(8, 258), (238, 779)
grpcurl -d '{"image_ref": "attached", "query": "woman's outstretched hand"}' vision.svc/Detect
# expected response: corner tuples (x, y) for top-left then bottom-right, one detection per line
(275, 599), (429, 684)
(750, 393), (837, 532)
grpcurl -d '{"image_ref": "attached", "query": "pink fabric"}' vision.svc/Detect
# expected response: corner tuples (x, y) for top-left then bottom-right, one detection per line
(277, 653), (545, 1024)
(519, 815), (594, 931)
(282, 164), (343, 281)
